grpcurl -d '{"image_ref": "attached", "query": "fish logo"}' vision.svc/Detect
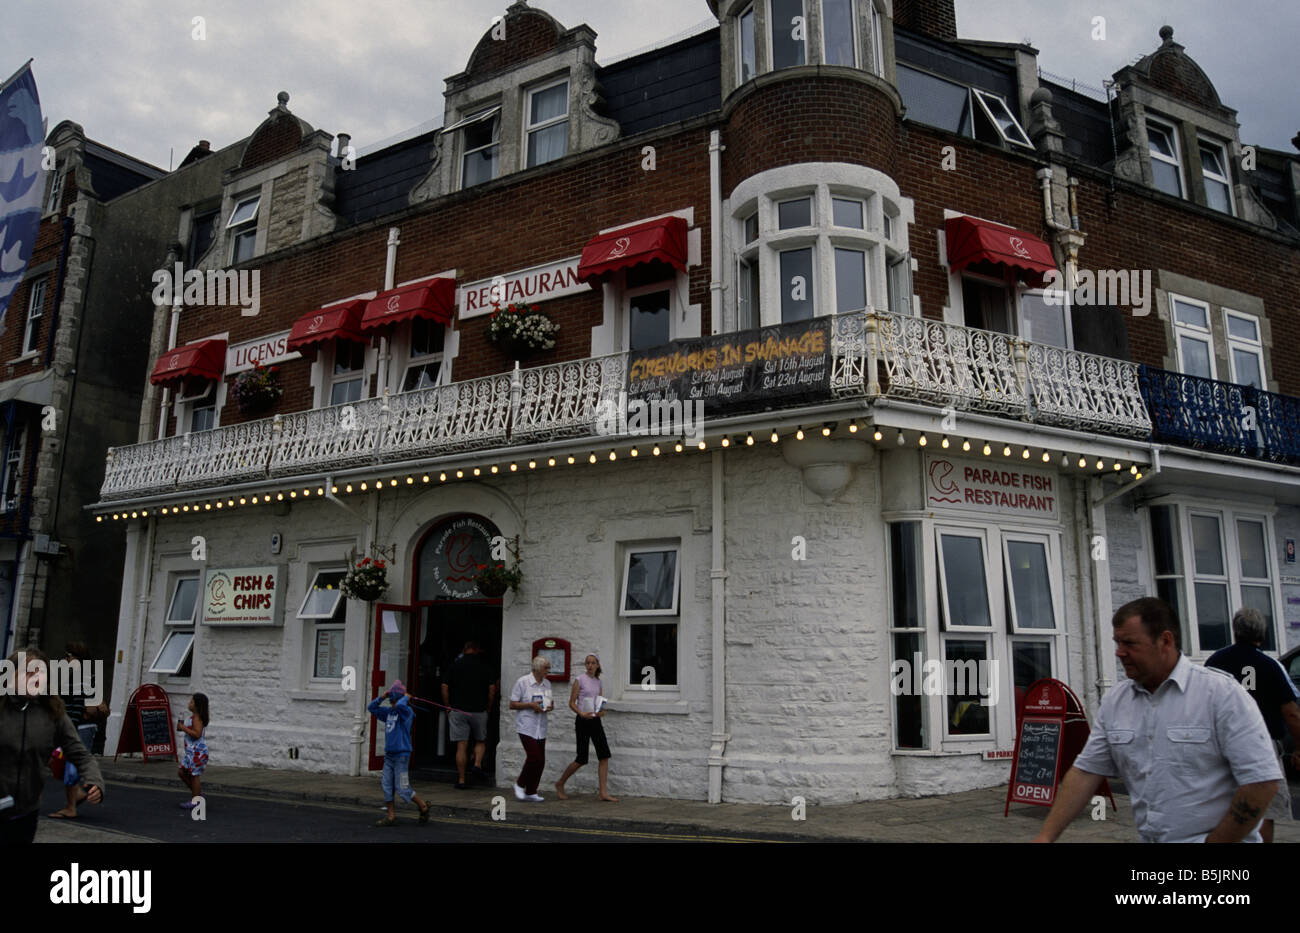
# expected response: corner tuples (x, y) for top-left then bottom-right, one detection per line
(928, 458), (961, 504)
(307, 314), (324, 332)
(607, 236), (631, 259)
(1009, 236), (1031, 259)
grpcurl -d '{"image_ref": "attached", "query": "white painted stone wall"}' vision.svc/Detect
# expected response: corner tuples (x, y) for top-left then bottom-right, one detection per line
(108, 440), (1110, 805)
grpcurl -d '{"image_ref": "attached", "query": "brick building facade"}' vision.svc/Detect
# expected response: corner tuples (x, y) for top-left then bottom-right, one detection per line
(93, 0), (1300, 803)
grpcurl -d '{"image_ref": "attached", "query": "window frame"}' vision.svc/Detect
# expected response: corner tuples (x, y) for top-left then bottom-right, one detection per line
(21, 278), (46, 356)
(1018, 287), (1074, 350)
(328, 338), (368, 406)
(1223, 309), (1265, 388)
(398, 318), (445, 394)
(619, 543), (681, 618)
(737, 4), (757, 85)
(44, 163), (64, 216)
(1001, 532), (1062, 634)
(887, 515), (1066, 752)
(298, 569), (347, 620)
(870, 0), (885, 77)
(1146, 119), (1185, 198)
(166, 576), (201, 626)
(460, 107), (502, 189)
(1145, 500), (1284, 657)
(524, 77), (570, 169)
(300, 567), (348, 682)
(821, 0), (858, 68)
(149, 631), (196, 676)
(1, 421), (27, 514)
(935, 526), (996, 633)
(832, 245), (868, 314)
(767, 0), (808, 71)
(624, 280), (675, 353)
(151, 574), (199, 677)
(1170, 294), (1216, 380)
(1197, 136), (1235, 215)
(971, 89), (1033, 149)
(226, 193), (261, 264)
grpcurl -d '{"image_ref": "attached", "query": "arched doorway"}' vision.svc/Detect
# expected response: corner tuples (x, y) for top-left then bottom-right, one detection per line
(369, 513), (505, 779)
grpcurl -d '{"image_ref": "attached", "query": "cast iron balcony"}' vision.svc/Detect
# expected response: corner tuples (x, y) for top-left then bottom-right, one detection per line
(1138, 365), (1300, 464)
(100, 311), (1157, 501)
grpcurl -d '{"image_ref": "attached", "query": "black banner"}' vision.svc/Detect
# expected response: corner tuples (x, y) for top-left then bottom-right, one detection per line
(626, 318), (832, 418)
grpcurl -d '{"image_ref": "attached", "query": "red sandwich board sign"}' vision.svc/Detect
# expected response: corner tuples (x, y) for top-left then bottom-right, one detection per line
(1004, 678), (1115, 815)
(115, 684), (177, 762)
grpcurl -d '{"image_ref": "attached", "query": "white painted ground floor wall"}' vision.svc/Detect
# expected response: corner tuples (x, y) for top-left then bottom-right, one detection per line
(102, 440), (1300, 804)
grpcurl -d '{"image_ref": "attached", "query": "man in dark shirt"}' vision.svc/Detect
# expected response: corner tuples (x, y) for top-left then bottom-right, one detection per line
(1206, 607), (1300, 842)
(442, 641), (497, 789)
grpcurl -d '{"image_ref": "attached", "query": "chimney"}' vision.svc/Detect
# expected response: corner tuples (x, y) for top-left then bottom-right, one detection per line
(177, 139), (214, 169)
(336, 133), (352, 160)
(893, 0), (958, 41)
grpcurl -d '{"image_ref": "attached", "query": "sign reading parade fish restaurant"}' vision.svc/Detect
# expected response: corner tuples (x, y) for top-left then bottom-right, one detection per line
(626, 318), (832, 417)
(202, 566), (285, 625)
(925, 456), (1058, 519)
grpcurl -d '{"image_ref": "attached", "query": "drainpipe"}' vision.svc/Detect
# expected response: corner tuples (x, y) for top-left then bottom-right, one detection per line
(348, 479), (381, 776)
(156, 302), (181, 440)
(707, 450), (729, 802)
(709, 130), (724, 335)
(376, 228), (400, 399)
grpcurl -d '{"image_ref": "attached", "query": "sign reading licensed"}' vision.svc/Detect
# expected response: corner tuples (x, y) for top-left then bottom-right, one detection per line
(925, 456), (1058, 519)
(226, 331), (300, 375)
(458, 257), (584, 319)
(202, 566), (284, 625)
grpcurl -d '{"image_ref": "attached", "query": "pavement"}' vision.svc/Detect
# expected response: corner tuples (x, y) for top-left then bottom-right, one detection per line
(57, 756), (1296, 843)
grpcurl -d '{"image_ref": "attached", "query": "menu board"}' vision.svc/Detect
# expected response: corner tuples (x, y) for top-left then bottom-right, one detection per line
(139, 707), (175, 758)
(1011, 718), (1063, 802)
(626, 318), (832, 417)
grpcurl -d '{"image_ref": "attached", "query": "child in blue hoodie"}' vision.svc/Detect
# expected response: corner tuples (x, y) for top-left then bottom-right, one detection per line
(367, 681), (430, 827)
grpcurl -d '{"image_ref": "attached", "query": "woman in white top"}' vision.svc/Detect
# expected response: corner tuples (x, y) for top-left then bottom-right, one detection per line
(507, 656), (553, 801)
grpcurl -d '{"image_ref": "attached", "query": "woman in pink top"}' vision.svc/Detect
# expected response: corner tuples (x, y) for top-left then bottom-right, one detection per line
(555, 655), (617, 801)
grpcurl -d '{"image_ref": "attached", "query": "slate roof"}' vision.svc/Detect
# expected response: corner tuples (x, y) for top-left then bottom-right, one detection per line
(333, 129), (439, 228)
(597, 26), (721, 136)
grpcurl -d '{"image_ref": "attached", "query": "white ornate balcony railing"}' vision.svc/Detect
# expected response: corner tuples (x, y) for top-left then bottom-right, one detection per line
(101, 313), (1154, 500)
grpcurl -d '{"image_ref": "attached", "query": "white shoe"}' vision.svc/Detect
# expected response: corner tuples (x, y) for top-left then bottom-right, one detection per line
(513, 783), (526, 801)
(526, 793), (544, 802)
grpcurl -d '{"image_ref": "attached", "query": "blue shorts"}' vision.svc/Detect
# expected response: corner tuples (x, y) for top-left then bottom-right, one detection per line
(381, 754), (415, 803)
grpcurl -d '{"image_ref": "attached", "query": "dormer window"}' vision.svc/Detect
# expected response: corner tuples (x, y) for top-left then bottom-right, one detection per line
(525, 80), (569, 168)
(823, 0), (857, 67)
(1146, 121), (1184, 198)
(770, 0), (807, 69)
(972, 90), (1032, 149)
(227, 194), (260, 263)
(1198, 138), (1234, 215)
(897, 68), (1032, 151)
(458, 108), (502, 188)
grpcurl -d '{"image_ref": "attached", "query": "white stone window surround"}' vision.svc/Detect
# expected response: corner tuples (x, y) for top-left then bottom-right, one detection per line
(287, 539), (364, 701)
(217, 162), (284, 267)
(589, 210), (703, 357)
(523, 76), (570, 169)
(727, 163), (914, 331)
(151, 560), (203, 683)
(1139, 497), (1284, 658)
(884, 511), (1068, 754)
(170, 330), (229, 435)
(1155, 273), (1272, 392)
(601, 515), (702, 715)
(388, 271), (457, 391)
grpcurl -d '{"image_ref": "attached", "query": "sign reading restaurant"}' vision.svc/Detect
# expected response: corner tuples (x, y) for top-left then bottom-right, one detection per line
(458, 257), (584, 319)
(925, 456), (1058, 519)
(201, 566), (285, 625)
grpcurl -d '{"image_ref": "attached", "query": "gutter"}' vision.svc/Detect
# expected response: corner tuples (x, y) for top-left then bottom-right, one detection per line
(707, 449), (729, 803)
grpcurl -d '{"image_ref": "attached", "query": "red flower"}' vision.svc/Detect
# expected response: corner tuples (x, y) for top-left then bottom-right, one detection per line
(375, 560), (386, 568)
(361, 557), (371, 565)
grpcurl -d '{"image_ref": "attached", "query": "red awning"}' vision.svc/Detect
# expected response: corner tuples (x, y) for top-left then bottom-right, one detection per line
(287, 299), (368, 352)
(576, 216), (689, 286)
(360, 278), (456, 331)
(945, 216), (1057, 287)
(150, 338), (226, 387)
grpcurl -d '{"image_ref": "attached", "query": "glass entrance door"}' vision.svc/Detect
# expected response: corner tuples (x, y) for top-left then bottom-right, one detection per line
(368, 603), (415, 771)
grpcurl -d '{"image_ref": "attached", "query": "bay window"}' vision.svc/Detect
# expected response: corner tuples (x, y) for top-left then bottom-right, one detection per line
(779, 247), (815, 322)
(738, 5), (757, 84)
(770, 0), (807, 70)
(1146, 502), (1281, 655)
(888, 517), (1065, 750)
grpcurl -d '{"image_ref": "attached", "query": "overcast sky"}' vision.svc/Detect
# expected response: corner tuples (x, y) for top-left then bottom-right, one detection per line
(9, 0), (1297, 170)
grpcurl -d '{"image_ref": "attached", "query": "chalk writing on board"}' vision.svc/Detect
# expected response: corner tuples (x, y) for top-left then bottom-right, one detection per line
(1015, 719), (1062, 787)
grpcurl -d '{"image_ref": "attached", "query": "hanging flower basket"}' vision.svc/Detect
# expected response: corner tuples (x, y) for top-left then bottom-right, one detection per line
(474, 562), (522, 599)
(342, 557), (388, 602)
(229, 362), (283, 414)
(486, 302), (558, 362)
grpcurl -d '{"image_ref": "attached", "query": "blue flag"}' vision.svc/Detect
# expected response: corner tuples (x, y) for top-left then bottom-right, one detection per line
(0, 61), (46, 329)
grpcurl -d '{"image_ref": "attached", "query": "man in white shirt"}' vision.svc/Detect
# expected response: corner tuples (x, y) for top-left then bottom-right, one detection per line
(509, 656), (553, 802)
(1033, 597), (1281, 843)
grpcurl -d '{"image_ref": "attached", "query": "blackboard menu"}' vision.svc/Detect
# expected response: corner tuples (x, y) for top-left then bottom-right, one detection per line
(139, 707), (174, 757)
(626, 318), (832, 418)
(1014, 718), (1062, 787)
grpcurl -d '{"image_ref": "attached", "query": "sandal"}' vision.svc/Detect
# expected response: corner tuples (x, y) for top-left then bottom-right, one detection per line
(419, 805), (430, 824)
(374, 816), (398, 827)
